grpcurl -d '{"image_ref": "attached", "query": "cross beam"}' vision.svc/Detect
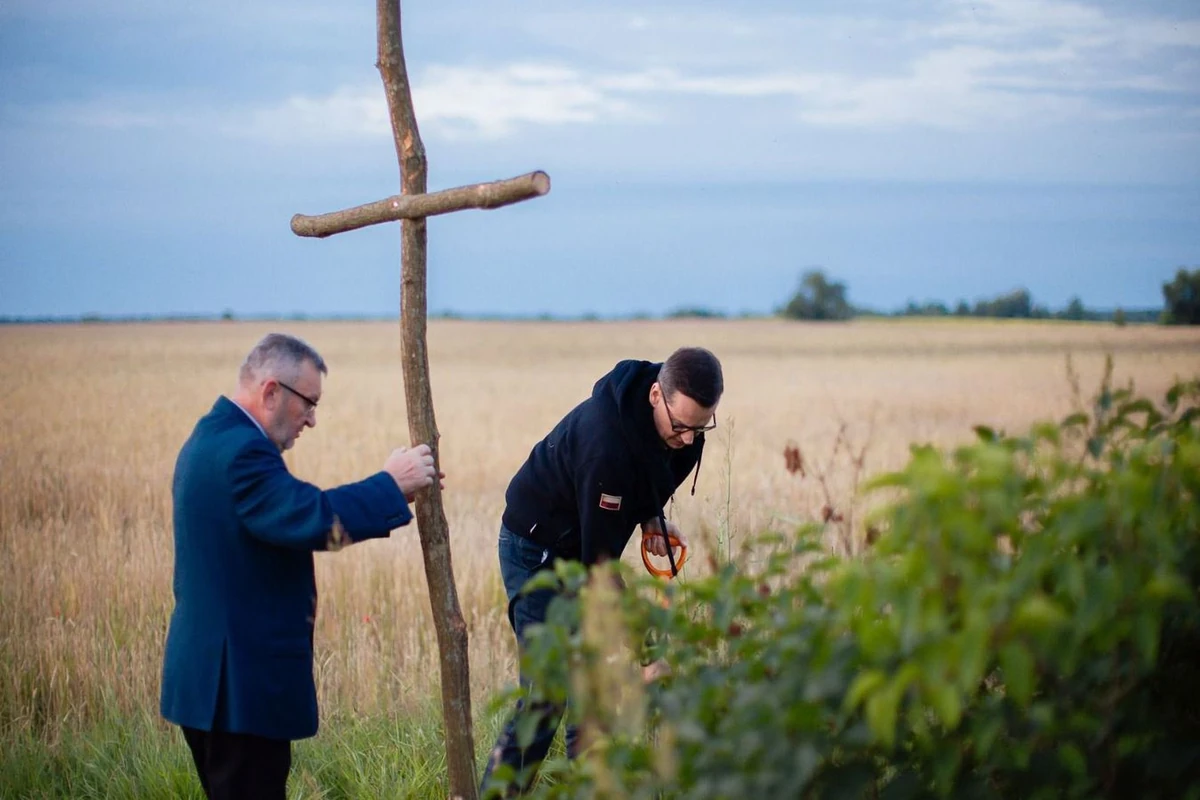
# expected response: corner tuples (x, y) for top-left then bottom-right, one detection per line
(291, 170), (550, 238)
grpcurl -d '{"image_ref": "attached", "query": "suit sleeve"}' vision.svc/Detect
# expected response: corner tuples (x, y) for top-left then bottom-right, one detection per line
(230, 437), (412, 551)
(575, 456), (637, 566)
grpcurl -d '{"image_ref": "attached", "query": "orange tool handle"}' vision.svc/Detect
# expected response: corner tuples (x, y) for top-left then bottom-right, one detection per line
(641, 534), (688, 579)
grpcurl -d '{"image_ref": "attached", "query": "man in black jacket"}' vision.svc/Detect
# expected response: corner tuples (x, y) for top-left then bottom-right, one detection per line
(481, 346), (723, 796)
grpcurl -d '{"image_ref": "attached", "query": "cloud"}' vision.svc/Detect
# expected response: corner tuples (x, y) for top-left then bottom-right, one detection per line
(214, 64), (644, 143)
(931, 0), (1108, 38)
(596, 69), (823, 98)
(931, 0), (1200, 90)
(414, 64), (642, 139)
(230, 87), (389, 143)
(225, 10), (1197, 143)
(8, 0), (1197, 144)
(939, 0), (1200, 48)
(5, 96), (200, 131)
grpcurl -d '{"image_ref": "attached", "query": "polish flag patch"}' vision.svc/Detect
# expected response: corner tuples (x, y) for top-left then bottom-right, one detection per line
(598, 493), (623, 511)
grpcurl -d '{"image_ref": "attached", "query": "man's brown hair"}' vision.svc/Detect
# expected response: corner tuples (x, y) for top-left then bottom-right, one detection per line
(658, 347), (723, 408)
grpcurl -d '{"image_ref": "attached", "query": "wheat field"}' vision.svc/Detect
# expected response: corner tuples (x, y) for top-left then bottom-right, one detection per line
(0, 318), (1197, 792)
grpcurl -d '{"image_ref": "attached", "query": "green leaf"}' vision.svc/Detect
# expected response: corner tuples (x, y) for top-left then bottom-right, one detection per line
(858, 621), (898, 661)
(521, 570), (562, 593)
(1167, 383), (1182, 411)
(1086, 436), (1104, 458)
(1146, 571), (1189, 603)
(1059, 742), (1087, 777)
(515, 706), (544, 750)
(1134, 611), (1161, 667)
(1013, 595), (1068, 635)
(1062, 559), (1086, 602)
(931, 747), (964, 795)
(926, 681), (963, 729)
(974, 425), (997, 442)
(865, 681), (901, 749)
(973, 715), (1004, 759)
(959, 616), (991, 691)
(844, 669), (886, 712)
(1118, 398), (1162, 425)
(1032, 422), (1061, 445)
(1060, 412), (1089, 428)
(1117, 735), (1145, 758)
(1000, 642), (1036, 706)
(863, 472), (912, 494)
(1118, 398), (1154, 413)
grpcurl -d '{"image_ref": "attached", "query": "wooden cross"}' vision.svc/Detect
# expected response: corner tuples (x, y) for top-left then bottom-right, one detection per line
(291, 2), (550, 797)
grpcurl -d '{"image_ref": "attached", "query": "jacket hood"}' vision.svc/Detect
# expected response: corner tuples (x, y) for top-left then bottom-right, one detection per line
(592, 359), (706, 496)
(591, 359), (660, 453)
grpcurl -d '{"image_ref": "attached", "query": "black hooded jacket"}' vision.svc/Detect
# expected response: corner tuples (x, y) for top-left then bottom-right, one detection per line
(502, 359), (704, 565)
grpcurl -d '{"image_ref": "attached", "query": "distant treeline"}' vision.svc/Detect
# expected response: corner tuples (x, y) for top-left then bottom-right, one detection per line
(866, 291), (1160, 324)
(777, 267), (1200, 325)
(4, 268), (1195, 325)
(0, 310), (763, 325)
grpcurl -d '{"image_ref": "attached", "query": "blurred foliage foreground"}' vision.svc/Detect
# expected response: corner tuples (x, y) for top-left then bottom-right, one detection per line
(497, 364), (1200, 799)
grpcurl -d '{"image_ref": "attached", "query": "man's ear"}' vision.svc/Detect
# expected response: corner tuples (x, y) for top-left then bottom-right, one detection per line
(649, 381), (661, 406)
(261, 378), (279, 409)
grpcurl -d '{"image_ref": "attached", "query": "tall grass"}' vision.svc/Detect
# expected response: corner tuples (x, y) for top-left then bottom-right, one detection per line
(0, 704), (515, 799)
(1, 319), (1196, 795)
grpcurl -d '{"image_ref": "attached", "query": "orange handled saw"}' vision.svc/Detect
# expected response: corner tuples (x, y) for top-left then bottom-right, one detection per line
(641, 532), (688, 579)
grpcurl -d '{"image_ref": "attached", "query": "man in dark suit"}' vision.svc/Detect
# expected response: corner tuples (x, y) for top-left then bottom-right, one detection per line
(161, 333), (440, 799)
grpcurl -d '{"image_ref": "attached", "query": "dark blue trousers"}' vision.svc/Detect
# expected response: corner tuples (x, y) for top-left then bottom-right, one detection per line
(480, 526), (580, 797)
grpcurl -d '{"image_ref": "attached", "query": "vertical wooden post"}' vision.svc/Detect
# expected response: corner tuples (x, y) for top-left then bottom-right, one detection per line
(376, 1), (477, 796)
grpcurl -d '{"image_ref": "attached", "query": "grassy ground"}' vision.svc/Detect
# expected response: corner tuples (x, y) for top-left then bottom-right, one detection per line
(0, 705), (517, 799)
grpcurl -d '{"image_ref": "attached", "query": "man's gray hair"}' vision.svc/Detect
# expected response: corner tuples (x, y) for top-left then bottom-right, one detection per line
(239, 333), (327, 386)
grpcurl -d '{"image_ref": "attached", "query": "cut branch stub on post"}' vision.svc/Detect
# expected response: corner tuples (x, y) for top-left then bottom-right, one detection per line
(289, 1), (550, 798)
(291, 170), (550, 238)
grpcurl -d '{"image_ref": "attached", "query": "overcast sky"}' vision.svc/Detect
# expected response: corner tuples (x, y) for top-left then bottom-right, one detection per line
(2, 0), (1197, 317)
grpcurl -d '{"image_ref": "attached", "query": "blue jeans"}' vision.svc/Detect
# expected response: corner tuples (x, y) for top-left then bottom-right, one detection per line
(480, 526), (580, 797)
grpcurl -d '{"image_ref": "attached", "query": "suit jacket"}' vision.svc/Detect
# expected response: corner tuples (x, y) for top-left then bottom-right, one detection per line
(160, 396), (411, 741)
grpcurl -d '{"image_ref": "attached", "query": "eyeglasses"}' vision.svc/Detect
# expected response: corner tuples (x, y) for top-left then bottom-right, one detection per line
(664, 400), (717, 434)
(277, 380), (319, 412)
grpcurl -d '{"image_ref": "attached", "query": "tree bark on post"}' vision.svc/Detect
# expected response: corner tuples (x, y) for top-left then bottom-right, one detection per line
(376, 1), (477, 797)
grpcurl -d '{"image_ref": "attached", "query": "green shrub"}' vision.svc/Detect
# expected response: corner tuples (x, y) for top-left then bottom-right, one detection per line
(509, 368), (1200, 799)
